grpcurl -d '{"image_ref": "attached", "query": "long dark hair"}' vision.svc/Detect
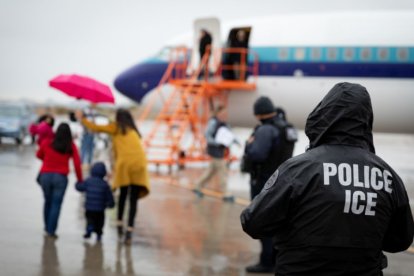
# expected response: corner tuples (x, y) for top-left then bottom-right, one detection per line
(116, 108), (141, 137)
(52, 123), (73, 154)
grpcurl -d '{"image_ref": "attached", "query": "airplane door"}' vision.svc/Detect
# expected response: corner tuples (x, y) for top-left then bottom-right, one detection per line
(226, 27), (251, 48)
(222, 27), (251, 80)
(191, 17), (221, 73)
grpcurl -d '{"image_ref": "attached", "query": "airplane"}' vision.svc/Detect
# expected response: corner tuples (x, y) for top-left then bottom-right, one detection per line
(114, 11), (414, 133)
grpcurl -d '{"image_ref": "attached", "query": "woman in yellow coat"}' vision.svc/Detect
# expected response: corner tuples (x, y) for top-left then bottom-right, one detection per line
(77, 108), (149, 244)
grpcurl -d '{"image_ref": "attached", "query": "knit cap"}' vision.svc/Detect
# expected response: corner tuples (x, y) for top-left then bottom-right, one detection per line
(253, 96), (275, 115)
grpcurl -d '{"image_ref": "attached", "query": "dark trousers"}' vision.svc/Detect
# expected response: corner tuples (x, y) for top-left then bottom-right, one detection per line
(250, 174), (276, 267)
(85, 210), (105, 236)
(117, 185), (140, 228)
(260, 237), (275, 267)
(198, 53), (210, 80)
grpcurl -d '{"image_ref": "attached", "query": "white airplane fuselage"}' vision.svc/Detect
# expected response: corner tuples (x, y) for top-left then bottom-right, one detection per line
(114, 11), (414, 133)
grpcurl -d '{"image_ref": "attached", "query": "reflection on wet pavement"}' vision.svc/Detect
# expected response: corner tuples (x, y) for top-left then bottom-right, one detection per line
(0, 132), (413, 275)
(40, 237), (61, 276)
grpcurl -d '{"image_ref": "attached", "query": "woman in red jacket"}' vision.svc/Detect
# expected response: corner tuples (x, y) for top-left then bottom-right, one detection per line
(37, 123), (83, 238)
(29, 114), (55, 145)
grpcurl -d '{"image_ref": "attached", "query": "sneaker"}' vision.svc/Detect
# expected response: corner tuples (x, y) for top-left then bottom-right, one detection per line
(245, 263), (275, 273)
(222, 195), (235, 203)
(192, 189), (204, 198)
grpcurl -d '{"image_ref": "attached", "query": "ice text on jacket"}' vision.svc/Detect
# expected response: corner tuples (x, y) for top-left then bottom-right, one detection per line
(323, 163), (393, 216)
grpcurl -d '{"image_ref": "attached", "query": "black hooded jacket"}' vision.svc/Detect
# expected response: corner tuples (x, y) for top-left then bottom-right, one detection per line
(240, 83), (414, 276)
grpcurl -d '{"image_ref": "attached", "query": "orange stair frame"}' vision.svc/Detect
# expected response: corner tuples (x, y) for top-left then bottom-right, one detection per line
(138, 46), (259, 170)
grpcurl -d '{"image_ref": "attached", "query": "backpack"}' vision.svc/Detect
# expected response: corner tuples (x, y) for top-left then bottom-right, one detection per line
(280, 122), (298, 151)
(240, 148), (254, 173)
(240, 119), (297, 174)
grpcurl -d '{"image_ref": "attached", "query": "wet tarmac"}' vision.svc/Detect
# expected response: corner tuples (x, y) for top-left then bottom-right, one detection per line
(0, 130), (413, 276)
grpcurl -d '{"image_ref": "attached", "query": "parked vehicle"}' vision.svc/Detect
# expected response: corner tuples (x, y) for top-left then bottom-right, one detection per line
(0, 102), (36, 144)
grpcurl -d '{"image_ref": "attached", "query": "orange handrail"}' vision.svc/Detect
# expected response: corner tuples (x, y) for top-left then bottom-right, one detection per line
(139, 45), (259, 169)
(138, 47), (190, 122)
(214, 47), (259, 82)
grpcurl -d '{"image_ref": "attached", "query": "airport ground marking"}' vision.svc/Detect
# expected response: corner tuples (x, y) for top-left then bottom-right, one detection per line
(153, 174), (250, 206)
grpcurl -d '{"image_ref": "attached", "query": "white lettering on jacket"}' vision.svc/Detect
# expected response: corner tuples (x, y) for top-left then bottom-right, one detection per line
(323, 163), (392, 216)
(323, 163), (393, 192)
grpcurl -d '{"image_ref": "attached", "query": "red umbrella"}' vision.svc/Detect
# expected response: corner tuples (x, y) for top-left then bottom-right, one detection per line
(49, 74), (115, 104)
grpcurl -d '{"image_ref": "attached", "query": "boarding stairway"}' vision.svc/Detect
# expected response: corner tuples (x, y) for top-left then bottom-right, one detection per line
(138, 46), (258, 170)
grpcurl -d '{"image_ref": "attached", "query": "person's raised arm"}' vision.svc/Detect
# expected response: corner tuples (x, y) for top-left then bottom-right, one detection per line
(75, 110), (117, 135)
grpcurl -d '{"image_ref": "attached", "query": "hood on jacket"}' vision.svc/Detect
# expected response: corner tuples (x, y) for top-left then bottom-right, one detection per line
(305, 82), (375, 153)
(90, 162), (107, 178)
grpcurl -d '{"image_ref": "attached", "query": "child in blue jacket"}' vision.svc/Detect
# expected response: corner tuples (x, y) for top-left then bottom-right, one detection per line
(76, 162), (114, 241)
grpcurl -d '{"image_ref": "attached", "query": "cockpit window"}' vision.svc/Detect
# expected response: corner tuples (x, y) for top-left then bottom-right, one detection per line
(156, 47), (172, 61)
(156, 46), (188, 62)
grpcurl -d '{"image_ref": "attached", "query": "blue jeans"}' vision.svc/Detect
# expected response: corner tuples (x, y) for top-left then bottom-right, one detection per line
(81, 132), (94, 164)
(39, 173), (68, 235)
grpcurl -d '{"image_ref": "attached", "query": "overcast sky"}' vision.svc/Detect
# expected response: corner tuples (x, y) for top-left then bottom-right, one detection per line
(1, 0), (413, 104)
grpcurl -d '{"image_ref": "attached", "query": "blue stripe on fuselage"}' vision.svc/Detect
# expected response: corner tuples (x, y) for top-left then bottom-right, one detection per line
(250, 46), (414, 77)
(256, 62), (414, 78)
(114, 46), (414, 103)
(251, 46), (414, 63)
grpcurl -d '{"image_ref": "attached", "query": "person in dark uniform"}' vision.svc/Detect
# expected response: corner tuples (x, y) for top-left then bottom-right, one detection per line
(198, 29), (212, 79)
(241, 82), (414, 276)
(230, 29), (248, 80)
(243, 96), (297, 273)
(222, 29), (248, 80)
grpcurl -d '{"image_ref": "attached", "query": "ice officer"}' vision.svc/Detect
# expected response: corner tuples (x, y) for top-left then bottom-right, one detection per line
(241, 82), (414, 275)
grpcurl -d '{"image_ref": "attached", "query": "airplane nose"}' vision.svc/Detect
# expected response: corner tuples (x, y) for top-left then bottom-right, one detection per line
(114, 61), (168, 103)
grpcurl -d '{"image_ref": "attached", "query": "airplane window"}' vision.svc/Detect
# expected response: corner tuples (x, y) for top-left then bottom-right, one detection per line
(278, 48), (289, 60)
(397, 48), (409, 61)
(327, 48), (337, 60)
(344, 48), (354, 61)
(360, 48), (371, 60)
(378, 48), (389, 61)
(295, 48), (306, 60)
(156, 47), (172, 60)
(311, 48), (322, 60)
